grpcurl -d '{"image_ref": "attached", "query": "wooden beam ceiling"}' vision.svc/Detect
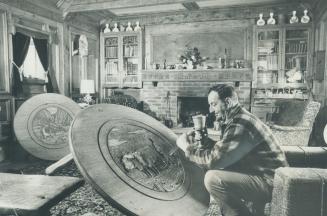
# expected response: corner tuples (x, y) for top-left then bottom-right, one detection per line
(109, 4), (186, 16)
(67, 0), (227, 13)
(182, 2), (200, 11)
(102, 2), (304, 26)
(56, 0), (75, 18)
(30, 0), (317, 24)
(64, 0), (316, 19)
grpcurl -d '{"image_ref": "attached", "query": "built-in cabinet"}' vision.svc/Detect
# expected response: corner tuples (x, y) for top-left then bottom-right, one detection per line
(252, 24), (313, 122)
(254, 24), (312, 85)
(253, 24), (312, 95)
(100, 31), (142, 99)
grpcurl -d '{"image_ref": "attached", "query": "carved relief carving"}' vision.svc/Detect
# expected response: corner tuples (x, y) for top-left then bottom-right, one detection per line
(29, 106), (73, 148)
(98, 119), (189, 200)
(108, 125), (184, 192)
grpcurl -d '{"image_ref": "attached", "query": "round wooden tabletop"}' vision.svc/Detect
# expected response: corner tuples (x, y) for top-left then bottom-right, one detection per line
(14, 93), (81, 161)
(69, 104), (209, 216)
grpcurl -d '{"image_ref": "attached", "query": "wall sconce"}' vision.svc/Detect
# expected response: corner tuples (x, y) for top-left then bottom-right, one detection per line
(80, 79), (95, 104)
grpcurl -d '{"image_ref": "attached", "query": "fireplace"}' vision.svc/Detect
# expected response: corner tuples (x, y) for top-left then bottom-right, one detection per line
(140, 69), (252, 127)
(177, 97), (214, 127)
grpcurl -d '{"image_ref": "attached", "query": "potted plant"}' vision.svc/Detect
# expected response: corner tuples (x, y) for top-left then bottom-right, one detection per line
(178, 46), (209, 69)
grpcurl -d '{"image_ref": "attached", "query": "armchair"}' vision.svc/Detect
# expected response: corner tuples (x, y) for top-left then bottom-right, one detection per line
(268, 100), (321, 146)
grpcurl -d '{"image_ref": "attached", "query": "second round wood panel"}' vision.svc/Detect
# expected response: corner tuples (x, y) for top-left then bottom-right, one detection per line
(69, 104), (209, 216)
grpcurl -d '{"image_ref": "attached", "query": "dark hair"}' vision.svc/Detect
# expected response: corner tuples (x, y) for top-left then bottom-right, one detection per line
(208, 84), (235, 101)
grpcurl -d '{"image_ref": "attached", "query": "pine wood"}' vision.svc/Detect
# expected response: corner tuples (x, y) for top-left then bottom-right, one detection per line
(0, 173), (83, 216)
(13, 93), (80, 161)
(70, 104), (209, 216)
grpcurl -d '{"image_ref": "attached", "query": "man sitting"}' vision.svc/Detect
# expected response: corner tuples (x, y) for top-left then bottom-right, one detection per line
(176, 84), (288, 216)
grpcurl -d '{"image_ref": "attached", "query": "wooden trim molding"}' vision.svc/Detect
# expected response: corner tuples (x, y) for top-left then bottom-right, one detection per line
(0, 3), (66, 95)
(0, 11), (10, 94)
(0, 2), (61, 26)
(145, 20), (252, 70)
(141, 69), (253, 82)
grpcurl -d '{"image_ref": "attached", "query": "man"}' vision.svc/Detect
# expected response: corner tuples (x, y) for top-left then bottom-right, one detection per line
(176, 84), (288, 216)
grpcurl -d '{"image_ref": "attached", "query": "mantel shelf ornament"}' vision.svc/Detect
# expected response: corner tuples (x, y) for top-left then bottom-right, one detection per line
(178, 46), (208, 69)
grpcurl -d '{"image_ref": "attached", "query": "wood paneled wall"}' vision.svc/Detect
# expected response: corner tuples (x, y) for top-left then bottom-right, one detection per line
(103, 3), (307, 26)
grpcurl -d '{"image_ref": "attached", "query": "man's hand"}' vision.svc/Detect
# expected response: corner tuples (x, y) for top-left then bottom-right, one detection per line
(176, 130), (195, 152)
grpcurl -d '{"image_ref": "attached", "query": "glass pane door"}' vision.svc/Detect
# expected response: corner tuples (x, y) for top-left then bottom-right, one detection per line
(284, 29), (308, 83)
(257, 30), (279, 85)
(104, 37), (119, 83)
(123, 35), (138, 75)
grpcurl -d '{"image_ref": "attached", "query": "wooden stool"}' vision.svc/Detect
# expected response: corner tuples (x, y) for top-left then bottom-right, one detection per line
(0, 173), (83, 216)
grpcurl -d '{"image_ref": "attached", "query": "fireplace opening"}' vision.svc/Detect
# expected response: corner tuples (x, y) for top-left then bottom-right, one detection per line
(177, 97), (215, 127)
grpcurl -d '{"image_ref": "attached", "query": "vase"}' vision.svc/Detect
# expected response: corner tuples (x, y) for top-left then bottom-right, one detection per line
(186, 60), (194, 69)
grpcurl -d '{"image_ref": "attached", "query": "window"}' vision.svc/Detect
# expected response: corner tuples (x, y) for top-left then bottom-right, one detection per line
(22, 38), (46, 80)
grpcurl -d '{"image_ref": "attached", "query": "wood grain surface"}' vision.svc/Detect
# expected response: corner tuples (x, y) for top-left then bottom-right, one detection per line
(0, 173), (83, 215)
(69, 104), (209, 216)
(14, 93), (81, 161)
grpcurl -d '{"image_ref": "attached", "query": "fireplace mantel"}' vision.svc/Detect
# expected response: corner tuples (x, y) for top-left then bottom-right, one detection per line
(141, 68), (252, 82)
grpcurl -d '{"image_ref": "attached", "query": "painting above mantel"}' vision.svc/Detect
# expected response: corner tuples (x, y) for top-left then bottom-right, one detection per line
(141, 69), (252, 82)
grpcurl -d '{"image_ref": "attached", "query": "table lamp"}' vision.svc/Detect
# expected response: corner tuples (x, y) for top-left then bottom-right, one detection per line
(80, 79), (95, 104)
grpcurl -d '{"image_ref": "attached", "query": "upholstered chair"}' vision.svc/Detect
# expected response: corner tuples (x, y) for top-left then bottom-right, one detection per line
(268, 100), (321, 146)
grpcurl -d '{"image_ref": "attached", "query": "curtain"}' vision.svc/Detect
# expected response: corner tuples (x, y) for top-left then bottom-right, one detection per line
(33, 38), (59, 93)
(12, 32), (30, 96)
(33, 38), (51, 92)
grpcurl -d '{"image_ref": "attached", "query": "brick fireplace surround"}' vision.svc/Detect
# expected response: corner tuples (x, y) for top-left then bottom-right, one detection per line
(140, 69), (252, 126)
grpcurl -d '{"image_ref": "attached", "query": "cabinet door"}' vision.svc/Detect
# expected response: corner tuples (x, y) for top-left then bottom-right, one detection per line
(103, 36), (120, 88)
(255, 29), (281, 87)
(122, 34), (141, 88)
(283, 28), (309, 84)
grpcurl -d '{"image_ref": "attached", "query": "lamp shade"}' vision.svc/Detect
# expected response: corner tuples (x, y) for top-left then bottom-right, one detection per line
(80, 79), (95, 94)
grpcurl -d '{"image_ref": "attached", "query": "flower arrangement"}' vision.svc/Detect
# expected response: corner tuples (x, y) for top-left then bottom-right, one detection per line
(178, 46), (209, 69)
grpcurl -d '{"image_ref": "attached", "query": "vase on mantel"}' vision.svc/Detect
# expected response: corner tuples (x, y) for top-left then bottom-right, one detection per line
(186, 60), (194, 69)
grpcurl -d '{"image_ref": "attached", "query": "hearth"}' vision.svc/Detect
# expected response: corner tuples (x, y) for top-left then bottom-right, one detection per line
(177, 97), (214, 127)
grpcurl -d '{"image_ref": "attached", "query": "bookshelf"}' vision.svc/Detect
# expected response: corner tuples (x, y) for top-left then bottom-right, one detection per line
(100, 31), (143, 99)
(252, 24), (312, 122)
(253, 24), (312, 87)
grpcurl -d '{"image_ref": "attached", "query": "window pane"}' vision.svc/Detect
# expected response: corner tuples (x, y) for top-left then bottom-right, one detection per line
(22, 38), (46, 80)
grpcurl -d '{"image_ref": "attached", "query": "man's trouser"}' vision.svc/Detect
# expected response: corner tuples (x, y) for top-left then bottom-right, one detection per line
(204, 170), (272, 216)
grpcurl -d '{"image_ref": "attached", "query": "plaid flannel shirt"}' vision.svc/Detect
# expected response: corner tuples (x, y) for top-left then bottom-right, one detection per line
(185, 104), (288, 184)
